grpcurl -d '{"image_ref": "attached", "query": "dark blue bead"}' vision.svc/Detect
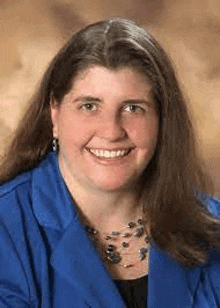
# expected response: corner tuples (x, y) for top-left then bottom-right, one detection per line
(108, 244), (114, 249)
(139, 253), (146, 260)
(145, 235), (150, 243)
(138, 219), (145, 225)
(134, 226), (144, 237)
(108, 253), (121, 264)
(122, 242), (129, 248)
(139, 247), (148, 254)
(122, 232), (131, 238)
(106, 244), (115, 253)
(111, 231), (120, 236)
(127, 222), (136, 228)
(85, 226), (97, 235)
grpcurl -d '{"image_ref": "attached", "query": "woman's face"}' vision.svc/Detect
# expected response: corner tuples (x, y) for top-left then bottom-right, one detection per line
(51, 66), (158, 193)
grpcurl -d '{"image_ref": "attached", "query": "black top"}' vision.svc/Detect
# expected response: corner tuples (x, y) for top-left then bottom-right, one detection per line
(114, 275), (148, 308)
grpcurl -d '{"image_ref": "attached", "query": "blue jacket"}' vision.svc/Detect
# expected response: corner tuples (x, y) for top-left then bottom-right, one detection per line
(0, 152), (220, 307)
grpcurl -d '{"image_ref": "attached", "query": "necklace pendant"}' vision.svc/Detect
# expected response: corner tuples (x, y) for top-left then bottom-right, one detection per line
(122, 241), (129, 248)
(85, 226), (98, 235)
(106, 244), (115, 253)
(134, 226), (144, 237)
(139, 252), (146, 260)
(107, 252), (121, 264)
(138, 219), (145, 225)
(127, 221), (136, 228)
(111, 231), (120, 236)
(145, 235), (150, 243)
(122, 232), (131, 238)
(139, 247), (148, 254)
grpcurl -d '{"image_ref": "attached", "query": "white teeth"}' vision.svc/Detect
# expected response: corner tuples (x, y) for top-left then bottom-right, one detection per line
(89, 148), (130, 158)
(111, 151), (117, 158)
(104, 150), (110, 158)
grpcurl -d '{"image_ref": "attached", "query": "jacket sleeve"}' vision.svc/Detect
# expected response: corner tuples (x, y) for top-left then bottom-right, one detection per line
(0, 220), (31, 307)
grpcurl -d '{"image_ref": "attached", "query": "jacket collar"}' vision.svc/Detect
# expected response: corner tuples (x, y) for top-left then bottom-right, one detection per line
(31, 152), (204, 307)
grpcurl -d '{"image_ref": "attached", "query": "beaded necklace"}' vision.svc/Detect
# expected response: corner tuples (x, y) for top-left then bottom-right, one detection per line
(86, 219), (150, 268)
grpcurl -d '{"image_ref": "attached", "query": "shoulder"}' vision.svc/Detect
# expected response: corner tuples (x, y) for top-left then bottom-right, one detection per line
(0, 171), (30, 198)
(0, 152), (57, 201)
(0, 171), (33, 222)
(0, 152), (74, 230)
(206, 195), (220, 218)
(0, 153), (56, 224)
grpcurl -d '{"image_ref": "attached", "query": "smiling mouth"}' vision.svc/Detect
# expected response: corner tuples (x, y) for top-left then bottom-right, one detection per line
(87, 148), (132, 159)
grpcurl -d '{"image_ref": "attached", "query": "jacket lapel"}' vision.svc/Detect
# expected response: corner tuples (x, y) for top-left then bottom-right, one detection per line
(148, 246), (202, 308)
(50, 216), (126, 307)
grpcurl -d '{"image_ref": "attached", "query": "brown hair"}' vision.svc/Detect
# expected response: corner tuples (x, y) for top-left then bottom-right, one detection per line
(0, 18), (219, 266)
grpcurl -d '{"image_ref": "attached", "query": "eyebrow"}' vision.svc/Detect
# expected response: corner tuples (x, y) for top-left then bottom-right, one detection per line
(121, 99), (150, 105)
(72, 96), (102, 103)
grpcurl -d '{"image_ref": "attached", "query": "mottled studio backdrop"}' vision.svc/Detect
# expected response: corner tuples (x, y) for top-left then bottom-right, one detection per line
(1, 0), (220, 195)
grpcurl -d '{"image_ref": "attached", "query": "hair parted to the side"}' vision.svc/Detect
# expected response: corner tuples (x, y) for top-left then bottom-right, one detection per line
(0, 18), (219, 266)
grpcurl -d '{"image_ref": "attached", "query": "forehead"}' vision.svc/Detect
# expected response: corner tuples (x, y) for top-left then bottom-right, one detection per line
(68, 66), (152, 96)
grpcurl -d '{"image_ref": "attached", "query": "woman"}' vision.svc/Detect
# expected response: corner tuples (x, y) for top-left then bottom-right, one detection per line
(0, 18), (220, 308)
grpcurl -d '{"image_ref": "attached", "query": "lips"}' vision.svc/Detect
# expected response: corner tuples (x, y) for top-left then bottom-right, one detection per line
(87, 148), (132, 159)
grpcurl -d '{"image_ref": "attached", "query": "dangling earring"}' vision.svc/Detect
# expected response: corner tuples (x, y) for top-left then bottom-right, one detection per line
(52, 138), (58, 152)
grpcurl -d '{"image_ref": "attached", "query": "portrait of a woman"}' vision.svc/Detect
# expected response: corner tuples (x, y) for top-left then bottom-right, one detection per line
(0, 18), (220, 307)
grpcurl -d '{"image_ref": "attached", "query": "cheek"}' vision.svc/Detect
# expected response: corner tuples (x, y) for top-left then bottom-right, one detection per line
(126, 117), (158, 148)
(58, 116), (93, 150)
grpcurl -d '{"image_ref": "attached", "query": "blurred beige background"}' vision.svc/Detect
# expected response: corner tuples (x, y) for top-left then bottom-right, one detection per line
(1, 0), (220, 195)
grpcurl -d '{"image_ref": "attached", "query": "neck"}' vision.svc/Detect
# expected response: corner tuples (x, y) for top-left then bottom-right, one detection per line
(75, 187), (142, 223)
(60, 164), (143, 232)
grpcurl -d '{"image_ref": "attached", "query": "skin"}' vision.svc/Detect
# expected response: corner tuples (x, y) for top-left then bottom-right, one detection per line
(51, 66), (159, 197)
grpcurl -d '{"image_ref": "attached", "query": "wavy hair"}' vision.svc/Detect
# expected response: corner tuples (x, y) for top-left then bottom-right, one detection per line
(0, 18), (219, 266)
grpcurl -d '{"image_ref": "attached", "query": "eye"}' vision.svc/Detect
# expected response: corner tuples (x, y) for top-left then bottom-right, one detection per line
(123, 104), (145, 114)
(80, 102), (98, 111)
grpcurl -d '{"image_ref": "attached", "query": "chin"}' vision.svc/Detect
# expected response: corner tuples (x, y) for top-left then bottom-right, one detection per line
(91, 178), (137, 192)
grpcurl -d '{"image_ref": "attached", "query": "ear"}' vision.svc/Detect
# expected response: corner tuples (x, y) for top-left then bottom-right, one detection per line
(50, 101), (60, 139)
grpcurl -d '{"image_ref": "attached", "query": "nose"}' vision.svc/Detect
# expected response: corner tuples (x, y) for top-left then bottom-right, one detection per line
(96, 112), (126, 141)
